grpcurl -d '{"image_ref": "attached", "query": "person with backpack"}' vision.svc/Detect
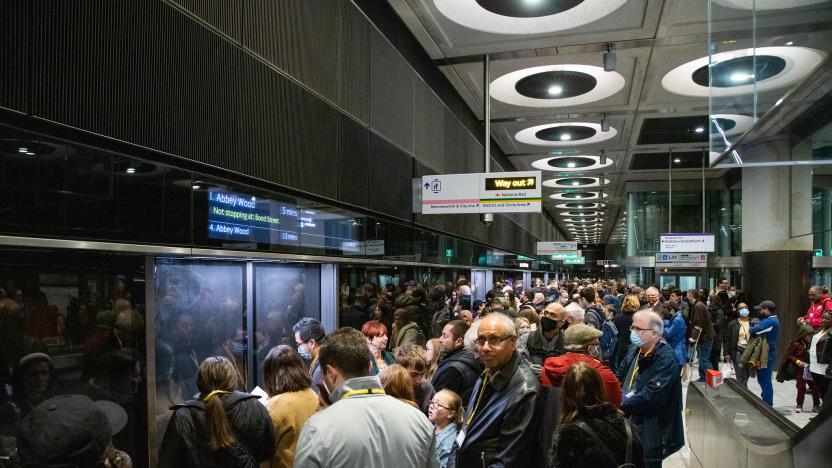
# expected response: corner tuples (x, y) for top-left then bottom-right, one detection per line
(600, 305), (619, 371)
(580, 287), (606, 331)
(549, 361), (644, 468)
(159, 356), (276, 468)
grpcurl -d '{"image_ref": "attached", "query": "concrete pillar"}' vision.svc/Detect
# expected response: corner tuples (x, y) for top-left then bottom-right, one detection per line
(741, 137), (812, 363)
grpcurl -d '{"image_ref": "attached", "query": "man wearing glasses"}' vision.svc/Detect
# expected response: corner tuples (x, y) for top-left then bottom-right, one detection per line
(616, 311), (684, 468)
(449, 313), (541, 468)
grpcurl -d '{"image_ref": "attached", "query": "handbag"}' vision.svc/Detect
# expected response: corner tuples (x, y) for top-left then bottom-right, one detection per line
(804, 366), (813, 381)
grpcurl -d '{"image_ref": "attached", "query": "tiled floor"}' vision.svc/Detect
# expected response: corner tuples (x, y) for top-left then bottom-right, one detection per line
(662, 367), (820, 468)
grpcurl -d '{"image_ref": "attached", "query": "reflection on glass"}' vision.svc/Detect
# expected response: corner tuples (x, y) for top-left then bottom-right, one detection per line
(0, 250), (147, 466)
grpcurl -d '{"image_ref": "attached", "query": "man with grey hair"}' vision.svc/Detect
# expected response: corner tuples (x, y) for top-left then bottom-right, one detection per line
(641, 287), (662, 312)
(564, 301), (585, 326)
(616, 310), (683, 468)
(450, 313), (541, 467)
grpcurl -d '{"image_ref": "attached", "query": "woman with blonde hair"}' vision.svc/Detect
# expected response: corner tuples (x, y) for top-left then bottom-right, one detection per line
(428, 389), (464, 468)
(424, 338), (442, 382)
(378, 364), (418, 409)
(160, 356), (275, 467)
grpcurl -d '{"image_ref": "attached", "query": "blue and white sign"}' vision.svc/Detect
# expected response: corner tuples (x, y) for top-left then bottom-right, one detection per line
(660, 233), (715, 253)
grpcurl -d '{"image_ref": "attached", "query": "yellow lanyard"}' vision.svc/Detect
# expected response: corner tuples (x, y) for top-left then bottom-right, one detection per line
(341, 388), (386, 399)
(629, 348), (653, 390)
(465, 371), (491, 426)
(310, 356), (318, 373)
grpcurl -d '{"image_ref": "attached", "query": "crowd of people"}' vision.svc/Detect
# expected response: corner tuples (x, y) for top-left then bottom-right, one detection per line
(4, 275), (832, 468)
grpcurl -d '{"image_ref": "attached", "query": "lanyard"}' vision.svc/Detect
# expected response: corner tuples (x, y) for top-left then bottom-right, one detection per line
(341, 388), (386, 399)
(629, 348), (653, 390)
(310, 356), (318, 373)
(465, 371), (490, 427)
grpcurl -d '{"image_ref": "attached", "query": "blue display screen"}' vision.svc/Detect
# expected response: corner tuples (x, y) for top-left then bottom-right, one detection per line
(207, 188), (359, 250)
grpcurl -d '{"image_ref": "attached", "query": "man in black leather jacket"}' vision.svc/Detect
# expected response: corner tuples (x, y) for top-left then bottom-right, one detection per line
(450, 313), (541, 468)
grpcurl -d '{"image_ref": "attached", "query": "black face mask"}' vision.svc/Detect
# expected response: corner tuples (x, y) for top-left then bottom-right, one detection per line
(540, 316), (559, 332)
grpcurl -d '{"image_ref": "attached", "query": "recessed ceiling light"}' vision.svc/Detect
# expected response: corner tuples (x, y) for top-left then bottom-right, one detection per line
(547, 85), (563, 96)
(567, 162), (576, 168)
(18, 147), (28, 153)
(572, 181), (580, 186)
(785, 41), (794, 46)
(695, 127), (705, 133)
(125, 167), (136, 174)
(674, 158), (681, 163)
(730, 72), (754, 83)
(523, 0), (543, 5)
(25, 152), (35, 156)
(575, 195), (582, 199)
(560, 133), (572, 141)
(192, 185), (201, 190)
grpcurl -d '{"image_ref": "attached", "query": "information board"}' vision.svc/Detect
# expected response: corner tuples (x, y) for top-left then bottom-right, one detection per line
(660, 233), (715, 253)
(207, 188), (359, 251)
(421, 171), (541, 214)
(537, 241), (578, 254)
(564, 257), (586, 265)
(655, 253), (708, 268)
(551, 250), (582, 260)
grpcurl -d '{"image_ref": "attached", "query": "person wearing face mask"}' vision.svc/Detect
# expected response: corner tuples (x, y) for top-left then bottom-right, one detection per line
(294, 328), (437, 468)
(517, 303), (566, 374)
(722, 302), (756, 386)
(293, 318), (327, 402)
(542, 324), (622, 406)
(658, 302), (686, 372)
(749, 300), (781, 406)
(616, 311), (684, 468)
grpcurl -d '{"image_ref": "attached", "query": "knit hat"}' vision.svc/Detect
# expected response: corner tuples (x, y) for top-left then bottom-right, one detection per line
(564, 324), (603, 351)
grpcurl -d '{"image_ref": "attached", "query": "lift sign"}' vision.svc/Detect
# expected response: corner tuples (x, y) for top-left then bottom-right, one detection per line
(485, 176), (537, 190)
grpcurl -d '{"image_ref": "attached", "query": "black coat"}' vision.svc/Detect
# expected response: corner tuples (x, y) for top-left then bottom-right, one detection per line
(550, 403), (645, 468)
(432, 347), (482, 404)
(613, 311), (634, 366)
(450, 351), (542, 468)
(159, 392), (276, 468)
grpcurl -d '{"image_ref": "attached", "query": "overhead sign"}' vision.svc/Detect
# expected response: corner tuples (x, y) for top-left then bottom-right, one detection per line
(655, 253), (708, 268)
(551, 250), (582, 260)
(421, 171), (541, 214)
(564, 257), (586, 265)
(536, 241), (578, 254)
(596, 260), (615, 266)
(660, 233), (715, 253)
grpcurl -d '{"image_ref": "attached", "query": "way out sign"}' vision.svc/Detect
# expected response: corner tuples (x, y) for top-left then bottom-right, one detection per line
(421, 171), (541, 214)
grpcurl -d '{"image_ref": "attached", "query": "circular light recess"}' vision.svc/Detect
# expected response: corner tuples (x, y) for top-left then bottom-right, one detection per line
(434, 0), (629, 35)
(551, 191), (608, 201)
(544, 177), (610, 188)
(555, 202), (601, 209)
(491, 65), (625, 107)
(560, 211), (602, 217)
(712, 0), (829, 11)
(661, 46), (825, 97)
(533, 155), (614, 172)
(564, 218), (600, 224)
(516, 122), (617, 147)
(711, 114), (753, 137)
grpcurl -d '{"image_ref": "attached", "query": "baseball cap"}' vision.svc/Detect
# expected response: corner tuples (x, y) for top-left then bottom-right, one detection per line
(754, 300), (776, 312)
(17, 394), (128, 467)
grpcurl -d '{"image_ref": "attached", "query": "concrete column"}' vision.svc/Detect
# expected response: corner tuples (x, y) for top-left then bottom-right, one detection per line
(741, 137), (812, 363)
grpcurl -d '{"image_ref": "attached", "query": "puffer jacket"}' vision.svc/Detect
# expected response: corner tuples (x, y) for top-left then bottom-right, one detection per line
(159, 392), (276, 468)
(432, 347), (483, 404)
(549, 403), (645, 468)
(450, 351), (542, 468)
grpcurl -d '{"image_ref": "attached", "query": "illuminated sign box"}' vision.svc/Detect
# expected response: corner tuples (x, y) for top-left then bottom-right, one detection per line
(564, 257), (586, 265)
(536, 241), (578, 254)
(551, 250), (582, 260)
(421, 171), (541, 214)
(660, 233), (715, 253)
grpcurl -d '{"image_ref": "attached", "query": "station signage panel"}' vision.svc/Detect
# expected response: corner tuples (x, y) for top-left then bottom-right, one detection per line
(551, 250), (582, 260)
(564, 257), (586, 265)
(660, 233), (715, 253)
(655, 253), (708, 268)
(421, 171), (541, 214)
(536, 241), (578, 254)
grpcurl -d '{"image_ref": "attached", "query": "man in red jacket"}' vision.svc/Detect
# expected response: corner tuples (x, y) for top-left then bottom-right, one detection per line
(542, 323), (622, 407)
(800, 286), (831, 330)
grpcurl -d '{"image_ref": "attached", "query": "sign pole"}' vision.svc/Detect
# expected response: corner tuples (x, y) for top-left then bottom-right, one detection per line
(482, 53), (493, 225)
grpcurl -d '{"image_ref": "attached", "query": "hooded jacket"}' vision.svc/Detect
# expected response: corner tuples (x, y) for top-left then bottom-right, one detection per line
(431, 347), (482, 404)
(542, 352), (622, 407)
(159, 392), (276, 468)
(450, 351), (541, 468)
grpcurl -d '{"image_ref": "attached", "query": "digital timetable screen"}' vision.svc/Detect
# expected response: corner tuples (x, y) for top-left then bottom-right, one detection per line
(207, 188), (359, 250)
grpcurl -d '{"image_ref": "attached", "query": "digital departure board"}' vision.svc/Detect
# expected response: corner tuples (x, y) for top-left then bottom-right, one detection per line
(207, 188), (359, 251)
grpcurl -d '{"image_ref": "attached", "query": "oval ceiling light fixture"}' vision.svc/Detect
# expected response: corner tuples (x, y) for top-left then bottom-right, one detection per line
(563, 218), (600, 224)
(661, 46), (825, 97)
(516, 122), (617, 147)
(434, 0), (628, 35)
(555, 202), (601, 209)
(543, 177), (610, 188)
(560, 211), (602, 217)
(712, 0), (829, 10)
(490, 64), (626, 108)
(531, 154), (614, 172)
(550, 191), (608, 201)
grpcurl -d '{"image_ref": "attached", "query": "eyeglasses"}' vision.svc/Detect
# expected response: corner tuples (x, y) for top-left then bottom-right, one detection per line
(630, 326), (653, 332)
(429, 400), (450, 410)
(475, 334), (514, 346)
